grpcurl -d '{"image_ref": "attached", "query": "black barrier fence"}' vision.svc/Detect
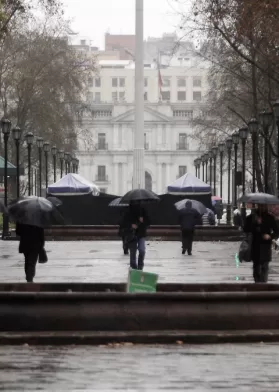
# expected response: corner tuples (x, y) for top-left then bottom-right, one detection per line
(54, 192), (213, 226)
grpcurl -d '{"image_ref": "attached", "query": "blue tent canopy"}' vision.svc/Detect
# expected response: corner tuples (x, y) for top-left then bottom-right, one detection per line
(167, 173), (211, 194)
(47, 173), (100, 196)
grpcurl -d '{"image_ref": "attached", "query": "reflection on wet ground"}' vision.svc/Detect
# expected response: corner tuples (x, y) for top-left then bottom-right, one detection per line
(1, 344), (279, 391)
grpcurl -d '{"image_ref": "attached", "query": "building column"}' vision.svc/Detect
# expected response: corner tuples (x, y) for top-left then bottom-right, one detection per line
(156, 163), (162, 194)
(122, 163), (128, 195)
(166, 163), (171, 192)
(113, 163), (118, 195)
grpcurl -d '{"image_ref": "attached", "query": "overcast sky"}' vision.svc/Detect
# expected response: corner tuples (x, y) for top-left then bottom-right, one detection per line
(63, 0), (183, 49)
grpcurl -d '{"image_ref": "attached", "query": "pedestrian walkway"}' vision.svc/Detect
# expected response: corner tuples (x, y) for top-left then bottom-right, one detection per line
(0, 240), (279, 283)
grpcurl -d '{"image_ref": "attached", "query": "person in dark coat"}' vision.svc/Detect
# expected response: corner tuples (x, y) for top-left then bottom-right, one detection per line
(243, 205), (278, 283)
(16, 223), (45, 283)
(118, 210), (129, 255)
(122, 203), (150, 270)
(179, 200), (202, 255)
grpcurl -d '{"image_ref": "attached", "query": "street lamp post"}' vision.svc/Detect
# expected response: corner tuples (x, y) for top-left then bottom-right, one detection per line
(196, 158), (202, 179)
(201, 155), (205, 182)
(51, 146), (57, 183)
(12, 126), (22, 199)
(226, 138), (233, 225)
(212, 147), (218, 195)
(218, 143), (225, 199)
(273, 100), (279, 197)
(65, 153), (70, 175)
(232, 132), (239, 209)
(208, 150), (213, 190)
(194, 159), (198, 177)
(204, 153), (209, 183)
(37, 137), (43, 197)
(26, 133), (34, 196)
(1, 119), (11, 238)
(259, 111), (273, 193)
(239, 126), (249, 221)
(248, 118), (259, 194)
(43, 142), (50, 191)
(58, 150), (64, 178)
(76, 159), (79, 174)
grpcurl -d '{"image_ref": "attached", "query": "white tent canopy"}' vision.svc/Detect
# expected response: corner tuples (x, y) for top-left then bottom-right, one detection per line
(47, 173), (100, 196)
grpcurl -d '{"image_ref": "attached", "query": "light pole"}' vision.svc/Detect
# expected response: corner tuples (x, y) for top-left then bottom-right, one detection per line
(248, 118), (259, 194)
(218, 143), (225, 199)
(239, 126), (249, 221)
(1, 118), (11, 238)
(26, 132), (34, 196)
(65, 152), (70, 174)
(58, 150), (64, 178)
(212, 146), (218, 195)
(201, 155), (206, 181)
(208, 150), (213, 190)
(226, 138), (233, 225)
(196, 158), (201, 179)
(76, 159), (79, 174)
(37, 137), (43, 197)
(273, 99), (279, 197)
(232, 132), (239, 210)
(194, 159), (197, 177)
(204, 153), (209, 183)
(12, 126), (22, 199)
(51, 146), (57, 183)
(259, 111), (273, 193)
(43, 142), (50, 191)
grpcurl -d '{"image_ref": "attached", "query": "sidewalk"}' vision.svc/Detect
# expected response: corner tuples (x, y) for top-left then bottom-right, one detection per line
(0, 240), (279, 283)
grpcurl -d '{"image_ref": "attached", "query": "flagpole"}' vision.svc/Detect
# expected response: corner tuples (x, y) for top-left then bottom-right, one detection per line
(133, 0), (145, 189)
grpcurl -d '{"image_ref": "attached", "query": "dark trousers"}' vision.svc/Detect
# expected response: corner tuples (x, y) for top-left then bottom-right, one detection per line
(253, 262), (269, 283)
(129, 237), (146, 270)
(24, 251), (39, 282)
(182, 229), (194, 254)
(122, 236), (129, 254)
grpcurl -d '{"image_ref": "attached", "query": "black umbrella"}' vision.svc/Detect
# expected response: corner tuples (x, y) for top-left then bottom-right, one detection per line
(47, 196), (63, 207)
(174, 199), (207, 215)
(238, 193), (279, 205)
(8, 196), (64, 228)
(109, 197), (129, 207)
(120, 189), (160, 204)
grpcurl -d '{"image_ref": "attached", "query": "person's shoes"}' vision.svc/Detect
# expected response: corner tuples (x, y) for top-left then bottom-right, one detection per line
(188, 252), (192, 256)
(182, 249), (186, 255)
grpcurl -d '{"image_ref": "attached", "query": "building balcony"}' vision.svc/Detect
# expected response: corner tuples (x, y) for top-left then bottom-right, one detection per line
(95, 175), (109, 182)
(97, 143), (108, 150)
(176, 143), (189, 150)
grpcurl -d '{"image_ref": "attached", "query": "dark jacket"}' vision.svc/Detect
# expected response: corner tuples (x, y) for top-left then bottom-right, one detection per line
(243, 212), (278, 263)
(122, 205), (150, 239)
(179, 202), (202, 231)
(16, 223), (45, 254)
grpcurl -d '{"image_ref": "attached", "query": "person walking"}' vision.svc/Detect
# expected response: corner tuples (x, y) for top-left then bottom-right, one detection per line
(122, 203), (150, 270)
(16, 223), (45, 283)
(243, 204), (278, 283)
(179, 200), (202, 255)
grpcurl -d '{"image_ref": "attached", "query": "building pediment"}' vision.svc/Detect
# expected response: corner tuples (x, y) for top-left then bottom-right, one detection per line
(113, 106), (170, 123)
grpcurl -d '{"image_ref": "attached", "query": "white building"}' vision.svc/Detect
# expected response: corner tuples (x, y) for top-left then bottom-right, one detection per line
(76, 42), (211, 196)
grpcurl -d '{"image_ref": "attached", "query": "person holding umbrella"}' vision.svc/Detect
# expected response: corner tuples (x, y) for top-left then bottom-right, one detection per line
(240, 193), (279, 283)
(178, 200), (202, 255)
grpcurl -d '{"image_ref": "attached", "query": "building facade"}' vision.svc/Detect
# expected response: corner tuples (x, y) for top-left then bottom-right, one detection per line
(77, 55), (209, 195)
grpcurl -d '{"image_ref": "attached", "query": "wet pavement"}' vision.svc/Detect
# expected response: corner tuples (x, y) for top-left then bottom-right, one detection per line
(1, 344), (279, 391)
(0, 240), (279, 283)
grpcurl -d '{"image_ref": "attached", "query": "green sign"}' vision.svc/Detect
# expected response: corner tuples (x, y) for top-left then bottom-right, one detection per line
(127, 268), (158, 293)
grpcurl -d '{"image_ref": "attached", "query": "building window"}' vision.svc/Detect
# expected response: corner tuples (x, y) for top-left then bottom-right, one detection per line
(193, 77), (202, 87)
(144, 133), (148, 150)
(112, 91), (118, 101)
(80, 40), (86, 45)
(162, 124), (166, 144)
(179, 166), (187, 177)
(144, 78), (148, 87)
(98, 133), (107, 150)
(119, 78), (125, 87)
(95, 78), (101, 87)
(88, 77), (93, 86)
(161, 91), (170, 101)
(99, 188), (107, 193)
(177, 78), (186, 87)
(144, 92), (148, 101)
(97, 165), (106, 181)
(162, 78), (171, 87)
(173, 110), (193, 118)
(119, 91), (125, 101)
(177, 133), (188, 150)
(112, 78), (118, 87)
(177, 91), (186, 101)
(94, 92), (101, 103)
(86, 92), (93, 102)
(193, 91), (202, 101)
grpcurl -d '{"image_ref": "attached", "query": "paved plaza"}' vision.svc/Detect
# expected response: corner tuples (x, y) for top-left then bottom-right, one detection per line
(1, 239), (279, 283)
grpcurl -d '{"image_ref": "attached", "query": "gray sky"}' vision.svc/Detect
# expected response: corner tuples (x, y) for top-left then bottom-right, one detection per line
(63, 0), (182, 49)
